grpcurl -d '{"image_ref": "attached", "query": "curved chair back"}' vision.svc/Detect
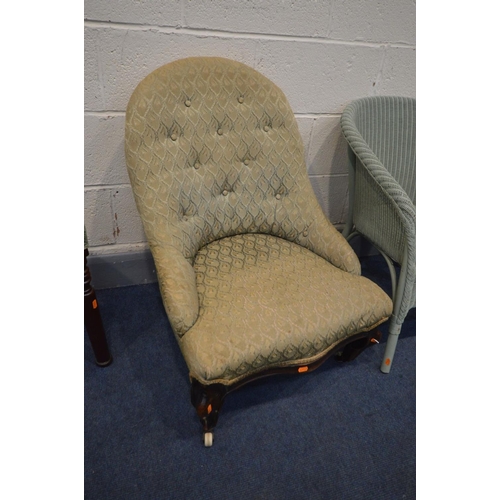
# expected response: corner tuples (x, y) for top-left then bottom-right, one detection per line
(344, 96), (416, 206)
(125, 57), (351, 266)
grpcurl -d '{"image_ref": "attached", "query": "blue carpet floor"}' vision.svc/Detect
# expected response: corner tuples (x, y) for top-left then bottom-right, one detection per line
(85, 255), (416, 500)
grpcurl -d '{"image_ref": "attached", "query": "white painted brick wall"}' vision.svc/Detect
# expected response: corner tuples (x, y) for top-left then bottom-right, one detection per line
(84, 0), (415, 254)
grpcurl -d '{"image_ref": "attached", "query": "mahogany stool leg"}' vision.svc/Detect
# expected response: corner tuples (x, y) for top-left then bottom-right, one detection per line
(84, 249), (112, 367)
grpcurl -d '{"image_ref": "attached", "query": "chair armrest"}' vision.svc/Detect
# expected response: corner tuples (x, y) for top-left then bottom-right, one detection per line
(150, 245), (199, 337)
(351, 151), (416, 324)
(277, 190), (361, 275)
(355, 150), (415, 264)
(343, 126), (416, 323)
(306, 211), (362, 275)
(341, 111), (415, 265)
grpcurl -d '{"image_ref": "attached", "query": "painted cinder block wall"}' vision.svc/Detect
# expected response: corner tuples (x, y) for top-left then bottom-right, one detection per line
(84, 0), (415, 261)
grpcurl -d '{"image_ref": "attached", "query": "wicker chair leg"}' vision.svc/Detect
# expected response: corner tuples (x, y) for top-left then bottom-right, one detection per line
(380, 319), (402, 374)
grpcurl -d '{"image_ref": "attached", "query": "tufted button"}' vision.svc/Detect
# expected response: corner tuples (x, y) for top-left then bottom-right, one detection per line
(244, 159), (250, 166)
(264, 125), (270, 132)
(217, 128), (223, 135)
(222, 190), (228, 196)
(194, 162), (200, 170)
(185, 99), (191, 107)
(171, 134), (178, 141)
(238, 96), (244, 103)
(275, 194), (281, 200)
(303, 230), (308, 237)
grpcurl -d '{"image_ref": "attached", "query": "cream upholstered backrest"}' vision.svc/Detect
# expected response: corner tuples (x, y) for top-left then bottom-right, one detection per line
(125, 57), (359, 334)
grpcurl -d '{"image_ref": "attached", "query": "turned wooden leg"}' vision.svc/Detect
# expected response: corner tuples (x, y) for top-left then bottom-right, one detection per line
(190, 379), (228, 446)
(84, 249), (112, 367)
(334, 329), (382, 362)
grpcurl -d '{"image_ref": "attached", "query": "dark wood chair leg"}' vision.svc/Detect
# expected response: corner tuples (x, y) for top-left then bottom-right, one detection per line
(84, 249), (112, 367)
(191, 379), (227, 432)
(334, 329), (382, 362)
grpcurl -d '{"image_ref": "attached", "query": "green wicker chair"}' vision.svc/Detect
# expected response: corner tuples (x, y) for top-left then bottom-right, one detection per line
(341, 96), (416, 374)
(125, 57), (393, 446)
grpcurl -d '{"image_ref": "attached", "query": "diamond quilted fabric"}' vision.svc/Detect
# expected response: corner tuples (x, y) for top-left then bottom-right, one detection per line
(125, 57), (392, 385)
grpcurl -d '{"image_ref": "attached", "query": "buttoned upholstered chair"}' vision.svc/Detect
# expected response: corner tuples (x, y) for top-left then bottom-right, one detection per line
(341, 96), (416, 374)
(125, 57), (393, 447)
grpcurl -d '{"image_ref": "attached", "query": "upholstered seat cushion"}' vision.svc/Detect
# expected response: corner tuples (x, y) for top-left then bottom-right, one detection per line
(179, 234), (393, 385)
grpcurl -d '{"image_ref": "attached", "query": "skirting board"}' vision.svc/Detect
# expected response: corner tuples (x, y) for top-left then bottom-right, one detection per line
(87, 250), (158, 290)
(87, 234), (377, 290)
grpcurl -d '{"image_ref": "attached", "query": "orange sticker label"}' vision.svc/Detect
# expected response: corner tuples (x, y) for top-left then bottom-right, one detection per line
(207, 404), (212, 414)
(92, 299), (98, 309)
(298, 366), (308, 373)
(385, 358), (391, 366)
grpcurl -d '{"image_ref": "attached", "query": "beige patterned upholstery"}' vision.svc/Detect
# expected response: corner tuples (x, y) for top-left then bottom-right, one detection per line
(125, 57), (392, 385)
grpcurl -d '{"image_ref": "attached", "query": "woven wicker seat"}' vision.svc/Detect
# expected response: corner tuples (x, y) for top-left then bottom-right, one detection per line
(341, 96), (416, 374)
(125, 57), (392, 445)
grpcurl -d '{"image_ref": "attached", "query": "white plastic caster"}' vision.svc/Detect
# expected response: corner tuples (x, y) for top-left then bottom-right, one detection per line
(204, 432), (213, 447)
